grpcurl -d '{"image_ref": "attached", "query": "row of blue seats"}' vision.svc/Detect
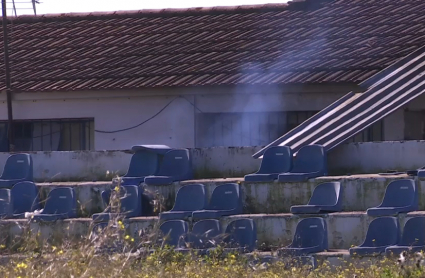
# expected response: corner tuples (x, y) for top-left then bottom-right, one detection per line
(92, 183), (243, 222)
(245, 145), (327, 182)
(1, 177), (418, 221)
(0, 144), (329, 190)
(289, 216), (425, 257)
(144, 216), (425, 258)
(93, 176), (419, 222)
(0, 184), (77, 221)
(142, 218), (256, 254)
(0, 148), (194, 190)
(123, 144), (328, 185)
(291, 178), (418, 216)
(157, 178), (417, 218)
(350, 216), (425, 256)
(122, 147), (193, 186)
(280, 216), (425, 257)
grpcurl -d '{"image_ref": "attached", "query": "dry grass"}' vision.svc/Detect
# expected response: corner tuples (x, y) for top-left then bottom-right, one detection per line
(1, 242), (425, 278)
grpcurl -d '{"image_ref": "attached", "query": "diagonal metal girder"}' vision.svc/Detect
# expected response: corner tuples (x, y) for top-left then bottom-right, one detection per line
(253, 46), (425, 158)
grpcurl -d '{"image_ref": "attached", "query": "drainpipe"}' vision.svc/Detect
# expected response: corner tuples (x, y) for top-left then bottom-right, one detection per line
(2, 0), (14, 152)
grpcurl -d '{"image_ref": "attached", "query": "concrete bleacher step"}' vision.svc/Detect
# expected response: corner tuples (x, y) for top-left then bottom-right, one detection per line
(2, 212), (425, 250)
(36, 174), (424, 217)
(174, 174), (425, 214)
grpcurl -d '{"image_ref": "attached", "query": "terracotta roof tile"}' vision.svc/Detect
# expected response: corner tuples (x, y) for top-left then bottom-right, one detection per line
(0, 0), (424, 92)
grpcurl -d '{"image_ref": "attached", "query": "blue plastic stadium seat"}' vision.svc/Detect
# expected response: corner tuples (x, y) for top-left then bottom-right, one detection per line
(0, 189), (12, 218)
(222, 218), (257, 253)
(144, 149), (193, 185)
(121, 151), (159, 186)
(244, 146), (292, 182)
(158, 220), (189, 248)
(101, 189), (112, 211)
(278, 217), (328, 256)
(385, 217), (425, 256)
(416, 169), (425, 178)
(291, 182), (342, 214)
(32, 187), (77, 222)
(0, 154), (33, 188)
(349, 217), (399, 257)
(192, 183), (242, 221)
(93, 185), (142, 222)
(367, 179), (418, 217)
(11, 181), (40, 218)
(160, 184), (206, 221)
(177, 219), (221, 253)
(278, 145), (327, 182)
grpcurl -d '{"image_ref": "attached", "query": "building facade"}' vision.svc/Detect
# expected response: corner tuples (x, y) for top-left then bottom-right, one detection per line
(0, 0), (424, 151)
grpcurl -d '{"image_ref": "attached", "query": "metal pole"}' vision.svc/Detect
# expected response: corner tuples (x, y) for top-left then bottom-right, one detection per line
(2, 0), (14, 152)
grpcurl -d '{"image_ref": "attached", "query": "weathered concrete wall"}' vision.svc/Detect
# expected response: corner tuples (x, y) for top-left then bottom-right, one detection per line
(0, 141), (421, 182)
(328, 140), (425, 174)
(1, 140), (425, 182)
(190, 147), (262, 179)
(0, 147), (261, 182)
(1, 212), (422, 250)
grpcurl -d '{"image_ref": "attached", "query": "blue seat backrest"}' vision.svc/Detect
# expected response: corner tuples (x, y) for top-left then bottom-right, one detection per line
(292, 145), (326, 173)
(380, 179), (416, 207)
(159, 220), (189, 247)
(401, 217), (425, 246)
(0, 189), (11, 215)
(101, 189), (111, 208)
(224, 219), (257, 250)
(309, 182), (340, 206)
(257, 146), (292, 174)
(1, 154), (33, 180)
(192, 219), (221, 238)
(157, 149), (190, 176)
(292, 218), (326, 248)
(125, 151), (159, 177)
(43, 187), (76, 215)
(173, 184), (206, 211)
(363, 217), (399, 246)
(187, 219), (221, 249)
(119, 185), (139, 215)
(11, 181), (39, 213)
(208, 183), (240, 210)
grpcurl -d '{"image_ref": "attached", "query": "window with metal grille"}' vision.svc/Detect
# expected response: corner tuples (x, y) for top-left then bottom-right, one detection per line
(196, 112), (383, 147)
(0, 118), (94, 152)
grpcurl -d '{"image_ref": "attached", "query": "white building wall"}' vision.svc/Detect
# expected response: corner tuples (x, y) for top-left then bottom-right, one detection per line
(0, 91), (195, 150)
(0, 85), (407, 150)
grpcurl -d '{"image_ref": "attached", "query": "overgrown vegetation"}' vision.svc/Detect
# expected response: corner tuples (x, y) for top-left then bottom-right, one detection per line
(1, 242), (425, 278)
(0, 178), (424, 277)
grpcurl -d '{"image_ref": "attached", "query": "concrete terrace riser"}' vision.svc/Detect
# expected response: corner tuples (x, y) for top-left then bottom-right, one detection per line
(1, 212), (424, 250)
(147, 175), (425, 214)
(3, 141), (425, 182)
(36, 175), (425, 216)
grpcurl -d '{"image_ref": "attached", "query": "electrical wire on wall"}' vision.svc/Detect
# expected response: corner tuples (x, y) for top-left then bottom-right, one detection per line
(94, 95), (204, 134)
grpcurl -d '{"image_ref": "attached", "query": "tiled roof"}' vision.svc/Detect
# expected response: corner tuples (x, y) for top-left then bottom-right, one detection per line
(2, 0), (425, 92)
